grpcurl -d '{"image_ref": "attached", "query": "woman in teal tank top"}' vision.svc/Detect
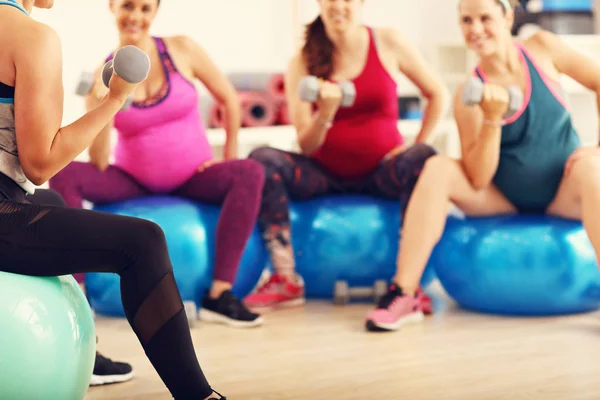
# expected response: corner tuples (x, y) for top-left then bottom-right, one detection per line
(363, 0), (600, 332)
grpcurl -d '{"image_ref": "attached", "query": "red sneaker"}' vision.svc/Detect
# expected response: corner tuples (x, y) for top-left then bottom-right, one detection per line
(244, 273), (305, 313)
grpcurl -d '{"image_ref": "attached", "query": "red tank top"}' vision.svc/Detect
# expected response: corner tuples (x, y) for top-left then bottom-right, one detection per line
(311, 27), (402, 179)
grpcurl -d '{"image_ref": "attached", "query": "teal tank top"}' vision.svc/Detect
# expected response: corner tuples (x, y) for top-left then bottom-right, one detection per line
(475, 43), (581, 213)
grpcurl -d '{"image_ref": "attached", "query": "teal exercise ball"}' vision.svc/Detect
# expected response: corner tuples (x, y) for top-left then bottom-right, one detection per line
(0, 272), (96, 400)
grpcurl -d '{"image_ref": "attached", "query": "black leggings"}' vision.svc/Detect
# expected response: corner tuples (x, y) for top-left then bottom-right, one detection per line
(249, 143), (438, 235)
(0, 174), (214, 399)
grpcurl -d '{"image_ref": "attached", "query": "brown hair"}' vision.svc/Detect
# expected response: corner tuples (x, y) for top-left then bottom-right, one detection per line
(301, 16), (334, 79)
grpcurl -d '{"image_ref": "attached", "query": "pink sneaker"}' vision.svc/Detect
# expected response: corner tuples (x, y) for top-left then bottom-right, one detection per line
(244, 273), (305, 312)
(416, 287), (433, 315)
(365, 283), (424, 332)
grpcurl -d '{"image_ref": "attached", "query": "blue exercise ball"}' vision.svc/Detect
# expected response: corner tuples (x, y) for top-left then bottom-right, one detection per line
(86, 196), (267, 317)
(0, 273), (96, 400)
(430, 214), (600, 316)
(288, 195), (435, 298)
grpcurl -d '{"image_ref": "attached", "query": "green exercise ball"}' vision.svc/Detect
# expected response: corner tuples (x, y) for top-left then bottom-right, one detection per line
(0, 272), (96, 400)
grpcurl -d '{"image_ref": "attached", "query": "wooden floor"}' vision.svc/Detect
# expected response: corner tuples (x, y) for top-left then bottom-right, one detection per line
(86, 283), (600, 400)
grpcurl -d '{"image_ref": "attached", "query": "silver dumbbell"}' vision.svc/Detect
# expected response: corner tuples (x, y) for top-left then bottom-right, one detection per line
(333, 279), (388, 305)
(75, 45), (150, 111)
(298, 75), (356, 107)
(75, 69), (133, 111)
(461, 76), (523, 119)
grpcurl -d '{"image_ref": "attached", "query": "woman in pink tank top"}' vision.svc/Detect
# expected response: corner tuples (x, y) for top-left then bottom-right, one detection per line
(50, 0), (264, 334)
(244, 0), (451, 324)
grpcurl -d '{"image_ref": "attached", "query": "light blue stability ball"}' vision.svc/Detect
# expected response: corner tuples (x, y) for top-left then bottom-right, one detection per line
(430, 214), (600, 316)
(86, 196), (267, 316)
(0, 272), (96, 400)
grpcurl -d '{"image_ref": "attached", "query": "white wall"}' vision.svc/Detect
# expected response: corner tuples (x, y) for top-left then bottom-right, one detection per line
(32, 0), (297, 125)
(29, 1), (599, 145)
(30, 0), (456, 126)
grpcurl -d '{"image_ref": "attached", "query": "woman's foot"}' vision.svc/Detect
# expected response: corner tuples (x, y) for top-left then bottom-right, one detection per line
(243, 272), (305, 312)
(199, 290), (264, 328)
(90, 352), (134, 386)
(365, 283), (425, 332)
(416, 287), (433, 314)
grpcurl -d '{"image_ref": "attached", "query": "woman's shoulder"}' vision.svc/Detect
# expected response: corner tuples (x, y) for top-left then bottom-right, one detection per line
(519, 29), (559, 59)
(161, 34), (197, 53)
(371, 26), (416, 54)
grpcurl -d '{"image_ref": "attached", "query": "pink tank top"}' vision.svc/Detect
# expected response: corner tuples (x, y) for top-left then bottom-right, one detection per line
(110, 37), (213, 193)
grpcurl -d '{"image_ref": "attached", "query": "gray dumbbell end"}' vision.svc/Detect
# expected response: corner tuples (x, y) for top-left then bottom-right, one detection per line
(101, 60), (114, 88)
(75, 71), (95, 96)
(461, 76), (484, 107)
(461, 77), (523, 118)
(338, 80), (356, 107)
(298, 75), (320, 102)
(113, 45), (151, 84)
(121, 97), (133, 111)
(101, 45), (151, 88)
(506, 85), (523, 118)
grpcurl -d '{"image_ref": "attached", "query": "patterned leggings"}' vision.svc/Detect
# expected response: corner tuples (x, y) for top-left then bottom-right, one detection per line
(248, 143), (437, 273)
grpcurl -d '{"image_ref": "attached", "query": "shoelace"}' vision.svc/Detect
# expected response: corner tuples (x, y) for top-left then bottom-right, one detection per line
(256, 274), (284, 293)
(221, 291), (253, 317)
(377, 289), (400, 309)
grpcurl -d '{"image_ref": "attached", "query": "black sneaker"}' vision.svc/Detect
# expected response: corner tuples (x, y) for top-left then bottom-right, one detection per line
(90, 352), (134, 386)
(199, 290), (264, 328)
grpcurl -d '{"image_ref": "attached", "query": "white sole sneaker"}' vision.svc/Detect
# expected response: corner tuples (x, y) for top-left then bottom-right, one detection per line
(89, 371), (134, 386)
(198, 308), (264, 328)
(366, 311), (425, 331)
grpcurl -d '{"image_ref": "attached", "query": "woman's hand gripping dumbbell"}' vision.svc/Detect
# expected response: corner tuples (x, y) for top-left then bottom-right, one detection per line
(75, 45), (150, 111)
(461, 76), (523, 122)
(298, 75), (356, 119)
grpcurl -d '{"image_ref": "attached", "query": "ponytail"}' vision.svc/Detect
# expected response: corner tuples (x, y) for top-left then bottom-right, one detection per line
(301, 16), (334, 79)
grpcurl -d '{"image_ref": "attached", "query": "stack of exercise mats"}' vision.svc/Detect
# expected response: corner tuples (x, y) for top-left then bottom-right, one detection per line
(204, 72), (289, 128)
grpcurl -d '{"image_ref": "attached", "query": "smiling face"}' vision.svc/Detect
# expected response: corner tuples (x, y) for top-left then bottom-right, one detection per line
(458, 0), (514, 58)
(317, 0), (363, 34)
(110, 0), (159, 43)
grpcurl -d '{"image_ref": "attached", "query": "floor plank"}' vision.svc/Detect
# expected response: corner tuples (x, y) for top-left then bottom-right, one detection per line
(85, 284), (600, 400)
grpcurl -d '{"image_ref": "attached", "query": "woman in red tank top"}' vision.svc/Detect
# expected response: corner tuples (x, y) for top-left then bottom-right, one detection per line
(245, 0), (450, 317)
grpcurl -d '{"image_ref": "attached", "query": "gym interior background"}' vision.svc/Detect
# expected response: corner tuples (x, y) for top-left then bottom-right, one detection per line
(31, 0), (599, 164)
(18, 1), (600, 399)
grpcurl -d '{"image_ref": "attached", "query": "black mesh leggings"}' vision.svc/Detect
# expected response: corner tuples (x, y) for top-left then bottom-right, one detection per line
(0, 174), (214, 399)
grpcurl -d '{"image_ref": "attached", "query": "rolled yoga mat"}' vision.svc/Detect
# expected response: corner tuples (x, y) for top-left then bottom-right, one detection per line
(239, 91), (277, 127)
(209, 101), (225, 128)
(278, 101), (291, 125)
(228, 72), (285, 102)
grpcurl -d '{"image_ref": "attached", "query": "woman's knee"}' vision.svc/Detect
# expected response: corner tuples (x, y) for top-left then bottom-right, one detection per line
(406, 143), (438, 162)
(126, 218), (172, 275)
(27, 189), (66, 207)
(248, 146), (289, 170)
(570, 154), (600, 184)
(48, 162), (88, 191)
(420, 155), (459, 185)
(237, 158), (266, 186)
